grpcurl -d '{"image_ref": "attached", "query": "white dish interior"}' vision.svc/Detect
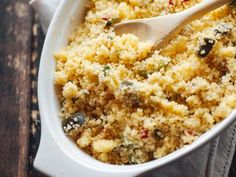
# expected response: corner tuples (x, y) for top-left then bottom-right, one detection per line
(35, 0), (236, 176)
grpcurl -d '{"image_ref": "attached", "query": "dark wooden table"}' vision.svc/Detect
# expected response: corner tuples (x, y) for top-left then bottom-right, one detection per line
(0, 1), (235, 177)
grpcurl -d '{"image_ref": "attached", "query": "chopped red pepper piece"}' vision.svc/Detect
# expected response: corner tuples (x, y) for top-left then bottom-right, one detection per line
(186, 129), (196, 136)
(140, 129), (149, 138)
(102, 17), (109, 21)
(169, 0), (174, 5)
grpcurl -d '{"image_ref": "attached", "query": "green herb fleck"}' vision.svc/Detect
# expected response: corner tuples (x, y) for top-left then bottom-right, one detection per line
(128, 154), (138, 164)
(108, 36), (114, 40)
(105, 18), (120, 29)
(121, 81), (133, 87)
(103, 65), (111, 76)
(105, 21), (112, 28)
(153, 129), (165, 140)
(138, 70), (148, 79)
(111, 18), (120, 24)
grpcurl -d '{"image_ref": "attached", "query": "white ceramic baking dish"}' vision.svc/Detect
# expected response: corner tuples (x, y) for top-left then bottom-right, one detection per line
(35, 0), (236, 176)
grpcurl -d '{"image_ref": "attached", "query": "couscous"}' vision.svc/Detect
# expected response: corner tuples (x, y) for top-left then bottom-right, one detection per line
(54, 0), (236, 164)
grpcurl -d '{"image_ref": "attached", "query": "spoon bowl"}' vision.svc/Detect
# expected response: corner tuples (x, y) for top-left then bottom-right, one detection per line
(115, 21), (152, 42)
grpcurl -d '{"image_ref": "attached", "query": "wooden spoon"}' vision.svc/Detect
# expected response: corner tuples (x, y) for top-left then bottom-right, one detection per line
(114, 0), (234, 49)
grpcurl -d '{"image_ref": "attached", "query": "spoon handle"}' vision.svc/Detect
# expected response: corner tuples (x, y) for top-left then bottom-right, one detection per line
(179, 0), (234, 23)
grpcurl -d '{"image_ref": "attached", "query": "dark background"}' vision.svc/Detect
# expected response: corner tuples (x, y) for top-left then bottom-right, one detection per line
(0, 0), (235, 177)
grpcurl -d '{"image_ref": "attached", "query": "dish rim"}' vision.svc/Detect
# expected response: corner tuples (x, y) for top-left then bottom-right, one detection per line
(36, 0), (236, 176)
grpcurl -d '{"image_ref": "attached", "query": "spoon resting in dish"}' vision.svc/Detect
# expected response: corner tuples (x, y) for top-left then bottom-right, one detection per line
(114, 0), (234, 49)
